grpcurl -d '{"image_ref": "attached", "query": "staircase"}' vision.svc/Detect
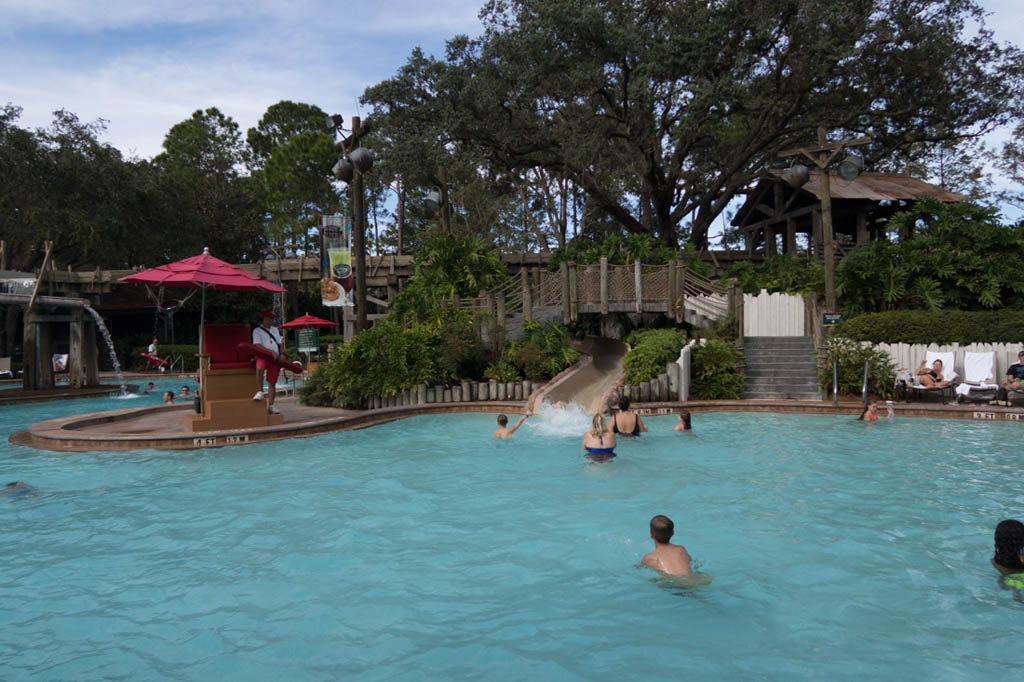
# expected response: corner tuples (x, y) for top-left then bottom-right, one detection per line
(742, 336), (821, 401)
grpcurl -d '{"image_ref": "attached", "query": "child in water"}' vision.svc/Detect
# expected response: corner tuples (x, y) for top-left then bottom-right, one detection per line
(493, 411), (530, 438)
(642, 515), (693, 577)
(674, 410), (692, 432)
(991, 519), (1024, 598)
(858, 401), (894, 422)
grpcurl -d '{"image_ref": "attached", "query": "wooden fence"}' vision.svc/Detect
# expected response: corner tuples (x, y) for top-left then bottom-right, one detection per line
(872, 342), (1024, 381)
(742, 290), (805, 337)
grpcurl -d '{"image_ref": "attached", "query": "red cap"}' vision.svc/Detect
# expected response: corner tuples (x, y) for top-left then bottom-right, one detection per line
(260, 309), (279, 319)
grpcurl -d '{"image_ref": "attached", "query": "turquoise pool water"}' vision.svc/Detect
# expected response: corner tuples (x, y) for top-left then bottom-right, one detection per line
(2, 398), (1022, 680)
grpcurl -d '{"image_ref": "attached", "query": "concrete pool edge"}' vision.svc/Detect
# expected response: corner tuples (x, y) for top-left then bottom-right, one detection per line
(14, 396), (1024, 453)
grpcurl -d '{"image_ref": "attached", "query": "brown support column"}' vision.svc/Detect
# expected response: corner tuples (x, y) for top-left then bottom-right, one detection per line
(560, 262), (570, 324)
(37, 318), (54, 389)
(84, 320), (98, 386)
(599, 256), (609, 316)
(855, 211), (868, 246)
(812, 210), (823, 258)
(785, 219), (797, 255)
(70, 310), (84, 388)
(521, 268), (533, 322)
(765, 225), (777, 256)
(22, 313), (37, 390)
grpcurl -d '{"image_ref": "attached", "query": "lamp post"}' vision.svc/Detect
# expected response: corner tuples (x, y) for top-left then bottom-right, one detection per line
(327, 114), (375, 333)
(778, 127), (871, 311)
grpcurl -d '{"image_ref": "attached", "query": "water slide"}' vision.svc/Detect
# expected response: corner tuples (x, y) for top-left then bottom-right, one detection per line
(532, 337), (628, 415)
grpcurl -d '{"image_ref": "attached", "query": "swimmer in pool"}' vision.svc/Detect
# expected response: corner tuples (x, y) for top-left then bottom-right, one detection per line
(582, 413), (616, 459)
(163, 391), (175, 404)
(180, 385), (191, 397)
(144, 382), (155, 395)
(493, 411), (530, 438)
(857, 401), (893, 421)
(611, 396), (647, 436)
(674, 409), (692, 432)
(2, 481), (38, 500)
(642, 515), (693, 578)
(991, 519), (1024, 597)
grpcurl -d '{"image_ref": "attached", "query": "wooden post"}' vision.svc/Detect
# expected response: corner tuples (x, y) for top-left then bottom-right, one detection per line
(634, 259), (643, 314)
(521, 268), (533, 322)
(568, 263), (578, 322)
(37, 316), (53, 389)
(666, 260), (676, 315)
(439, 166), (452, 233)
(22, 314), (37, 390)
(70, 310), (84, 389)
(785, 218), (797, 254)
(496, 291), (506, 347)
(560, 261), (570, 324)
(84, 319), (98, 386)
(0, 239), (6, 270)
(600, 257), (609, 316)
(676, 260), (686, 323)
(855, 210), (868, 246)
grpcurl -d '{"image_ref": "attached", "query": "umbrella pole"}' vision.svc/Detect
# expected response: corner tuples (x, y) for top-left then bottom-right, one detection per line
(199, 285), (206, 357)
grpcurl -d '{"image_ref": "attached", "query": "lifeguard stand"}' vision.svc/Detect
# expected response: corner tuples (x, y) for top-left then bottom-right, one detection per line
(185, 324), (284, 432)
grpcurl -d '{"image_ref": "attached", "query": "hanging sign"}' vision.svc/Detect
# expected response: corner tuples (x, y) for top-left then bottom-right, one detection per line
(823, 312), (844, 326)
(320, 214), (354, 307)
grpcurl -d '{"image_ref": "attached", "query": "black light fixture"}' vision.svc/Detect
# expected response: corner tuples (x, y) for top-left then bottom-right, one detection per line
(424, 189), (442, 213)
(331, 156), (354, 182)
(838, 154), (864, 181)
(325, 114), (344, 132)
(783, 164), (810, 188)
(348, 147), (375, 173)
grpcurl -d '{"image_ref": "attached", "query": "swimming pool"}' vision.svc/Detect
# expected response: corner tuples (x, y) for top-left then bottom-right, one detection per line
(2, 399), (1021, 680)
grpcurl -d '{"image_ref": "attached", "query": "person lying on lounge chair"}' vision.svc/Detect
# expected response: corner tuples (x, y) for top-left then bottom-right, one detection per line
(916, 358), (951, 388)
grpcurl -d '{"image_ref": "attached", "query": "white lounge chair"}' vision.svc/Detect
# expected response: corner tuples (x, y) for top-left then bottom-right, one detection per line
(909, 350), (958, 403)
(954, 351), (998, 404)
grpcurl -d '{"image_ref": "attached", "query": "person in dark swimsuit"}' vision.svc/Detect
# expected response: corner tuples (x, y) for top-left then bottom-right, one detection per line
(916, 359), (950, 388)
(582, 414), (616, 461)
(612, 397), (647, 436)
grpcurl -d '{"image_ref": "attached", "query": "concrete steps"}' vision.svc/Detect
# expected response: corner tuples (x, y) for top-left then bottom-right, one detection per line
(743, 336), (821, 401)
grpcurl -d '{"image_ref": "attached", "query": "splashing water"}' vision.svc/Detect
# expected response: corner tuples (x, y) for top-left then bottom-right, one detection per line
(531, 399), (592, 436)
(83, 305), (127, 394)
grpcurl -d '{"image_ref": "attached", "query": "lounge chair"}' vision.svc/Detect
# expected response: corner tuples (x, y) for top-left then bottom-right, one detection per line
(954, 351), (998, 404)
(909, 350), (958, 403)
(0, 357), (12, 379)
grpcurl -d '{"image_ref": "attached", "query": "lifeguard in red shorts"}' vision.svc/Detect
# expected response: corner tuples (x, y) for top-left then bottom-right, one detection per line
(252, 309), (284, 414)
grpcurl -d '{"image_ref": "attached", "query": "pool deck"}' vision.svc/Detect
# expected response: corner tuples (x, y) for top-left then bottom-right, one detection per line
(10, 393), (1024, 452)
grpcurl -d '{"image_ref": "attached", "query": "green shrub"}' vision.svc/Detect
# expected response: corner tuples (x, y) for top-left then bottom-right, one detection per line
(506, 321), (580, 382)
(817, 335), (896, 399)
(724, 254), (824, 295)
(691, 339), (745, 399)
(299, 364), (335, 406)
(484, 359), (521, 382)
(835, 310), (1024, 344)
(622, 328), (687, 384)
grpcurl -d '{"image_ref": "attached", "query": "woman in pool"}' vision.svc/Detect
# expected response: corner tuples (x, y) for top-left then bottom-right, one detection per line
(857, 401), (894, 422)
(611, 396), (647, 436)
(991, 519), (1024, 595)
(916, 358), (951, 388)
(674, 410), (692, 432)
(163, 391), (175, 404)
(582, 413), (616, 460)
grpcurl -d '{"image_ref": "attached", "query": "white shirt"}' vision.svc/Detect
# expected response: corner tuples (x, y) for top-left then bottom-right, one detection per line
(147, 342), (158, 355)
(253, 324), (282, 354)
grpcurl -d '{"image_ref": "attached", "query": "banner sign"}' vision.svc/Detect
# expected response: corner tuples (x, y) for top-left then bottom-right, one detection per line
(320, 214), (354, 307)
(823, 312), (844, 326)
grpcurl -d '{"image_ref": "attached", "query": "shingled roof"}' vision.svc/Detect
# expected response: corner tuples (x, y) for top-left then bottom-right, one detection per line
(768, 170), (966, 202)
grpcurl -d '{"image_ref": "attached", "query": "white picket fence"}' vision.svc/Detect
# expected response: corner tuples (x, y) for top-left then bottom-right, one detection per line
(743, 290), (805, 337)
(873, 342), (1024, 382)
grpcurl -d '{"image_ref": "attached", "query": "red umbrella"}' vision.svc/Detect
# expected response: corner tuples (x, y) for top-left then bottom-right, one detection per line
(119, 247), (286, 354)
(279, 314), (337, 330)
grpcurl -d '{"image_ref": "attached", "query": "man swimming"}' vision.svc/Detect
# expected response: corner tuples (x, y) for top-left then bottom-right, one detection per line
(493, 411), (530, 438)
(642, 515), (693, 577)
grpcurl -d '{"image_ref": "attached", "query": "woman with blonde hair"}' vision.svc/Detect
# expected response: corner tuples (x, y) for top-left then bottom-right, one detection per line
(582, 413), (616, 461)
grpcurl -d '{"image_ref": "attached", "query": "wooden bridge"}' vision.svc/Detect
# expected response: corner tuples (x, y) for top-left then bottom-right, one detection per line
(4, 250), (731, 341)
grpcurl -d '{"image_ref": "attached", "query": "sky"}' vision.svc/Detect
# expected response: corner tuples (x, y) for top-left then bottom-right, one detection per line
(2, 0), (1022, 210)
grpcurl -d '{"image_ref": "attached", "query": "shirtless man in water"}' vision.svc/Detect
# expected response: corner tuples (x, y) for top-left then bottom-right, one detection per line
(642, 515), (693, 577)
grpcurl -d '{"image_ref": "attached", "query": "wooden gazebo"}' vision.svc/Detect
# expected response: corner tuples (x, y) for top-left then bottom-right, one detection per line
(732, 171), (966, 257)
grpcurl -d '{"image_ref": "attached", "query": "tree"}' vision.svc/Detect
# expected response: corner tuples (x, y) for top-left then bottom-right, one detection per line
(364, 0), (1024, 248)
(996, 122), (1024, 213)
(154, 108), (263, 262)
(836, 199), (1024, 313)
(246, 101), (345, 252)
